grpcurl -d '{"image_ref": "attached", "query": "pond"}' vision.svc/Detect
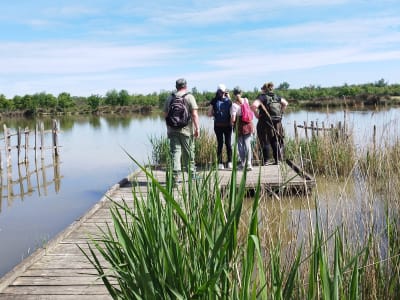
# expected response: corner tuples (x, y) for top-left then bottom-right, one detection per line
(0, 106), (399, 278)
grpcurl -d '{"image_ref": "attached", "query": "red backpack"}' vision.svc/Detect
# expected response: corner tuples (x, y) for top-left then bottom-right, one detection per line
(241, 99), (253, 123)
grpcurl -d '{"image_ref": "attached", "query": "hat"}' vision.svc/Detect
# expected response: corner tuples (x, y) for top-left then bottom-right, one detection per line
(233, 86), (242, 95)
(217, 83), (227, 92)
(176, 78), (187, 89)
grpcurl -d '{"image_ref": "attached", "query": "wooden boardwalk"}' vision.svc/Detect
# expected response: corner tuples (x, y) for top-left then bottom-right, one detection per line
(0, 161), (314, 299)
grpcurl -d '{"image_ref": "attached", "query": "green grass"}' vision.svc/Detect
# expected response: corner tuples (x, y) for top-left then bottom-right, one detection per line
(81, 127), (400, 299)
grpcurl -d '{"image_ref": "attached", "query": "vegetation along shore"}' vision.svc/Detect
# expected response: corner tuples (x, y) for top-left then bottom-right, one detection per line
(1, 78), (399, 117)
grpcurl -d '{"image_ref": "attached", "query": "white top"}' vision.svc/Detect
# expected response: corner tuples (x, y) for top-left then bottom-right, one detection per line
(231, 97), (249, 117)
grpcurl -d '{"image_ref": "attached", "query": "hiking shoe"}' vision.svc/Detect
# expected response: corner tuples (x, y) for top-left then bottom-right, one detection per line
(227, 162), (233, 169)
(218, 163), (225, 170)
(264, 161), (274, 166)
(247, 165), (253, 171)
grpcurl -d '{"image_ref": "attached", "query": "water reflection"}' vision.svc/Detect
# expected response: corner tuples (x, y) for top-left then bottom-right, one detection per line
(241, 173), (396, 257)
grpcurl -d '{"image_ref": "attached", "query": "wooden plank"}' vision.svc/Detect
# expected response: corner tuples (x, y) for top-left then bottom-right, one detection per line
(0, 295), (112, 300)
(1, 285), (109, 295)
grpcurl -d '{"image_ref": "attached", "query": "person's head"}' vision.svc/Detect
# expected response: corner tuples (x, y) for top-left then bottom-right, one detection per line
(217, 83), (228, 97)
(176, 78), (187, 90)
(261, 82), (274, 92)
(233, 86), (242, 98)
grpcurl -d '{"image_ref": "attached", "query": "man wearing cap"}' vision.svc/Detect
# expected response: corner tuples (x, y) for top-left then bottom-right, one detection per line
(163, 78), (200, 182)
(251, 82), (288, 165)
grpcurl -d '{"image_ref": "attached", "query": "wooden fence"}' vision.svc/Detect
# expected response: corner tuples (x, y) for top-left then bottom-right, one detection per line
(1, 119), (59, 167)
(293, 120), (347, 143)
(0, 120), (61, 211)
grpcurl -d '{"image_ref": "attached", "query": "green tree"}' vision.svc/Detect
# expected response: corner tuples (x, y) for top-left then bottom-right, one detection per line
(277, 81), (290, 90)
(57, 92), (74, 110)
(105, 89), (119, 106)
(118, 89), (130, 106)
(87, 94), (102, 111)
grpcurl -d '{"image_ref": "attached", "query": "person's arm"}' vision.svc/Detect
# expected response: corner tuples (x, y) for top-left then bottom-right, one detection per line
(281, 98), (288, 111)
(230, 105), (237, 125)
(192, 109), (200, 138)
(251, 100), (261, 119)
(207, 105), (214, 117)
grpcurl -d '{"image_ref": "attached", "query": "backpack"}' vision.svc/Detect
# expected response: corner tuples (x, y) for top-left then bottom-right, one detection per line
(213, 97), (231, 125)
(263, 94), (282, 121)
(165, 93), (190, 128)
(240, 99), (253, 123)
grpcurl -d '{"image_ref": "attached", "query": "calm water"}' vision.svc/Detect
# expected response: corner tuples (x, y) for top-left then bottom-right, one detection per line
(0, 107), (399, 277)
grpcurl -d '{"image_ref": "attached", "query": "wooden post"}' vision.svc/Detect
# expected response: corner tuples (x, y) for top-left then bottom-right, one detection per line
(294, 121), (298, 143)
(40, 121), (45, 160)
(322, 122), (325, 137)
(52, 119), (59, 157)
(316, 121), (319, 136)
(304, 121), (308, 140)
(338, 121), (342, 139)
(24, 127), (29, 163)
(373, 125), (376, 152)
(311, 121), (315, 137)
(17, 127), (22, 164)
(4, 125), (11, 167)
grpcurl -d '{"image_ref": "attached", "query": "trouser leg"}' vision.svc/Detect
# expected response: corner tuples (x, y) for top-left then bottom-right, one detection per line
(169, 133), (182, 178)
(214, 127), (224, 164)
(257, 122), (270, 164)
(244, 134), (252, 166)
(181, 134), (196, 176)
(223, 126), (233, 163)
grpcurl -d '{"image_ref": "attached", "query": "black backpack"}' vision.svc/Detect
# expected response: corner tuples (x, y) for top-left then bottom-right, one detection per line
(166, 93), (191, 128)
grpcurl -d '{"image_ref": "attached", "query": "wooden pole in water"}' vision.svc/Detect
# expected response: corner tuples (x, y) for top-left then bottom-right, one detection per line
(294, 121), (298, 143)
(311, 121), (315, 137)
(4, 124), (11, 167)
(304, 121), (308, 140)
(373, 125), (376, 152)
(24, 127), (29, 163)
(40, 122), (45, 160)
(17, 127), (21, 164)
(52, 119), (59, 157)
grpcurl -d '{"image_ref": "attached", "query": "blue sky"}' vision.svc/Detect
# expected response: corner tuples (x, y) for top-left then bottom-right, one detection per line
(1, 0), (399, 98)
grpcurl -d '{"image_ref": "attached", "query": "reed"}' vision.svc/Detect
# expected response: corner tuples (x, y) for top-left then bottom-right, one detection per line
(284, 132), (356, 177)
(81, 125), (400, 299)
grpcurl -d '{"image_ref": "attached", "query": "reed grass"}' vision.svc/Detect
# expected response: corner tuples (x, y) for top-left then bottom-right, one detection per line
(81, 124), (400, 299)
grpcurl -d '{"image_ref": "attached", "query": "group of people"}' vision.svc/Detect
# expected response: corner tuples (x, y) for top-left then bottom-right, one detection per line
(163, 78), (288, 182)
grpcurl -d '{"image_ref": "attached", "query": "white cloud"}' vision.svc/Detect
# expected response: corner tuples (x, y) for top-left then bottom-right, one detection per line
(0, 42), (180, 74)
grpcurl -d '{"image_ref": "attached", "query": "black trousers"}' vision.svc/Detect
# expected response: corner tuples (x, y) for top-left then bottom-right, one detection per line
(256, 120), (284, 164)
(214, 125), (232, 164)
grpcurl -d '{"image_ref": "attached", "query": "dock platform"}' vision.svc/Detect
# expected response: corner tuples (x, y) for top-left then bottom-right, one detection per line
(0, 161), (314, 299)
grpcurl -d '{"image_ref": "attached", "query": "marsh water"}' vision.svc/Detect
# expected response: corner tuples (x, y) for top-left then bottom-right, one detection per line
(0, 107), (399, 277)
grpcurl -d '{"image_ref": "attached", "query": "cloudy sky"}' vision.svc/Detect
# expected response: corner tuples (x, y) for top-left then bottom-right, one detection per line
(1, 0), (399, 98)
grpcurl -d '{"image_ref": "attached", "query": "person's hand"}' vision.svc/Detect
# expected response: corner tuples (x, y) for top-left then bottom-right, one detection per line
(194, 128), (200, 138)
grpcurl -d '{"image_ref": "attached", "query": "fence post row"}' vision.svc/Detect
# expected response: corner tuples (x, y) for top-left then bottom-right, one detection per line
(0, 120), (59, 168)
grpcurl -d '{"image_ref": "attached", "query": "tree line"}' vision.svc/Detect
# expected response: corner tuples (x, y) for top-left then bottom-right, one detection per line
(0, 78), (399, 116)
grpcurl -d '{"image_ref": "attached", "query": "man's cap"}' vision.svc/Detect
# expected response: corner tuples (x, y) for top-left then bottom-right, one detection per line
(233, 86), (242, 95)
(176, 78), (187, 89)
(217, 83), (227, 92)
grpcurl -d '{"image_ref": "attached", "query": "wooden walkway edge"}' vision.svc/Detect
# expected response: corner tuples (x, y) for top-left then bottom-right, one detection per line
(0, 162), (314, 299)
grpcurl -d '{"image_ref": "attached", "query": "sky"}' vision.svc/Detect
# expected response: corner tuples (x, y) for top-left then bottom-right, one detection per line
(0, 0), (399, 98)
